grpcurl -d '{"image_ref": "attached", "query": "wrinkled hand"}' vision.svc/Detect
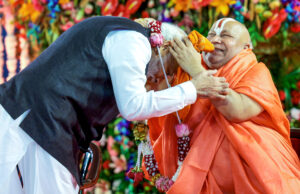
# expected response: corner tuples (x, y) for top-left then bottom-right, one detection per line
(169, 37), (204, 77)
(191, 70), (230, 100)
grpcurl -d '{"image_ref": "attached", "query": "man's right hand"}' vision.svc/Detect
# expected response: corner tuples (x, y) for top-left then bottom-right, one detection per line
(191, 70), (229, 100)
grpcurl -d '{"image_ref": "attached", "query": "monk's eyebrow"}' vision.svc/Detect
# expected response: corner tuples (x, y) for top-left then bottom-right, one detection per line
(221, 30), (230, 34)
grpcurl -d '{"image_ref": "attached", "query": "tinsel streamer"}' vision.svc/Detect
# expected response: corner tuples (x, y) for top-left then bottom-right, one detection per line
(249, 0), (254, 21)
(19, 28), (30, 71)
(0, 18), (4, 83)
(208, 6), (213, 28)
(244, 0), (248, 12)
(256, 14), (261, 30)
(3, 3), (17, 81)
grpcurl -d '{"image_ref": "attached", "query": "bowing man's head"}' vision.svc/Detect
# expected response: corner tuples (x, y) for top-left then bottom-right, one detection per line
(146, 22), (187, 91)
(203, 18), (252, 69)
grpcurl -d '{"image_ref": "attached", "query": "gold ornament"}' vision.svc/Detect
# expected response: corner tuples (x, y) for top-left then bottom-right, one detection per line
(133, 122), (149, 141)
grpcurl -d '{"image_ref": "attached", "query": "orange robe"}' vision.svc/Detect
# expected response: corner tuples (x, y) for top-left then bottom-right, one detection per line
(148, 49), (300, 194)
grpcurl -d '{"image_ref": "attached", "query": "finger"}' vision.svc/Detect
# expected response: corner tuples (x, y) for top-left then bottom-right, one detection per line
(211, 94), (226, 100)
(206, 69), (218, 76)
(221, 83), (229, 88)
(183, 37), (193, 48)
(173, 37), (186, 50)
(216, 94), (227, 100)
(219, 88), (230, 95)
(198, 91), (209, 98)
(169, 46), (178, 58)
(171, 40), (183, 53)
(217, 77), (226, 82)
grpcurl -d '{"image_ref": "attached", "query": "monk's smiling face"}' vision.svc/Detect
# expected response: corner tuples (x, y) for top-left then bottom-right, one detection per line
(203, 19), (251, 69)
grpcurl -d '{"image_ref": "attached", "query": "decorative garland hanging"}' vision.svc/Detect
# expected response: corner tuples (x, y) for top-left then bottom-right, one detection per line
(126, 29), (215, 192)
(3, 4), (17, 81)
(19, 28), (30, 71)
(0, 18), (4, 84)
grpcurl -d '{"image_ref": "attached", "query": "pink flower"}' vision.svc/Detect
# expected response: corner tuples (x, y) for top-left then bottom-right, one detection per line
(60, 21), (74, 31)
(109, 155), (127, 174)
(32, 0), (44, 12)
(175, 124), (190, 137)
(107, 136), (118, 157)
(150, 33), (164, 47)
(61, 2), (74, 10)
(155, 176), (174, 192)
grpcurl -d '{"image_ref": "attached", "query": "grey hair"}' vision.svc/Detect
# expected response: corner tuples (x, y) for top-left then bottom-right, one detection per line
(161, 23), (186, 41)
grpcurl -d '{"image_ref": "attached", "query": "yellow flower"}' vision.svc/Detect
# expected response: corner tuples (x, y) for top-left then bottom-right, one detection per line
(18, 2), (41, 23)
(173, 0), (192, 12)
(210, 0), (236, 16)
(59, 0), (70, 5)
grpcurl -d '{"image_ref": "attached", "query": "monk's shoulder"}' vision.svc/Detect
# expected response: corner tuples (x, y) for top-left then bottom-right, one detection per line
(246, 62), (272, 80)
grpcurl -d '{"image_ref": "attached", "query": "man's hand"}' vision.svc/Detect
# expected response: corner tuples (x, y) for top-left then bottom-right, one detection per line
(169, 37), (204, 77)
(191, 70), (229, 100)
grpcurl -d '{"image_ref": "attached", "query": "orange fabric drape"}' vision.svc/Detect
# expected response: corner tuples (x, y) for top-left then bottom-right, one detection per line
(148, 49), (300, 194)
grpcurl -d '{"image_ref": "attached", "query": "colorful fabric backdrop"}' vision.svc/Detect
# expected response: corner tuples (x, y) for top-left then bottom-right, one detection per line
(0, 0), (299, 193)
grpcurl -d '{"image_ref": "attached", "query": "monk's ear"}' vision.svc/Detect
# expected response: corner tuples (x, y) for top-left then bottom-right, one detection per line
(244, 43), (251, 49)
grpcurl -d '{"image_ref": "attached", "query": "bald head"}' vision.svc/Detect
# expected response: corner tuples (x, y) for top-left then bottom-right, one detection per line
(223, 20), (252, 47)
(203, 18), (252, 69)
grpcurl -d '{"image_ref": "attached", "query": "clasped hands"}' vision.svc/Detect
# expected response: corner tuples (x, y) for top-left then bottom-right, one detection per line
(169, 37), (229, 100)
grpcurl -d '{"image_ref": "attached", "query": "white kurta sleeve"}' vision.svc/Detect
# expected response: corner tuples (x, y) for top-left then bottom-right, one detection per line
(102, 30), (196, 121)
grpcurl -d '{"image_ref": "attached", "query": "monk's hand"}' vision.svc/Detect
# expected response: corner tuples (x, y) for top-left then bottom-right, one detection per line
(191, 70), (229, 100)
(169, 37), (204, 77)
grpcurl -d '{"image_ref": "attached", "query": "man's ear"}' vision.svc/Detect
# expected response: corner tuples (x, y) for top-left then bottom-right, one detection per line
(244, 43), (251, 49)
(162, 41), (171, 50)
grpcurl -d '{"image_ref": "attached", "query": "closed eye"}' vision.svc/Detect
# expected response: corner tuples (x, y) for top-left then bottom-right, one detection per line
(221, 34), (233, 37)
(208, 33), (216, 37)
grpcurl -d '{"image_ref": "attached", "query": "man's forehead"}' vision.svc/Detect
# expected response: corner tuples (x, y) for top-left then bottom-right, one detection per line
(210, 18), (236, 35)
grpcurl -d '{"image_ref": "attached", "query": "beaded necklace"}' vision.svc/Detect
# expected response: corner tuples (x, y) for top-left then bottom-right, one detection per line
(126, 19), (191, 192)
(126, 20), (214, 192)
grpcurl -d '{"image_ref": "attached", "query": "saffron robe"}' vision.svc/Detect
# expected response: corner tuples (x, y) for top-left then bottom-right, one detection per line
(148, 49), (300, 193)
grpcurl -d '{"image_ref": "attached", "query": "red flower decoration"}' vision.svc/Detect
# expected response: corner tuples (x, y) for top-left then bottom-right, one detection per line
(126, 168), (135, 179)
(125, 0), (143, 15)
(192, 0), (213, 9)
(133, 171), (144, 187)
(113, 4), (130, 18)
(291, 23), (300, 33)
(279, 90), (286, 101)
(291, 90), (300, 105)
(263, 9), (287, 39)
(126, 167), (144, 187)
(102, 160), (110, 169)
(101, 0), (119, 16)
(141, 10), (149, 18)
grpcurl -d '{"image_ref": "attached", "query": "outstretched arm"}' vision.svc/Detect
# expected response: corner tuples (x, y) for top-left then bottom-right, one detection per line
(102, 30), (197, 121)
(170, 37), (263, 122)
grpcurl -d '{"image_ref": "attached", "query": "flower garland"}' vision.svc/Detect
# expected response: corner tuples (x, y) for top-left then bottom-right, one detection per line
(4, 4), (18, 81)
(126, 19), (188, 192)
(126, 28), (215, 192)
(127, 121), (191, 192)
(0, 18), (4, 84)
(18, 28), (30, 71)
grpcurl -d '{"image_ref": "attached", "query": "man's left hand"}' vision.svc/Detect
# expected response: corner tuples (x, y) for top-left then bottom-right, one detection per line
(169, 37), (204, 77)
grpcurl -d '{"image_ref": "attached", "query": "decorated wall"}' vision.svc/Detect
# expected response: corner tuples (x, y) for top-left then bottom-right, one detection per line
(0, 0), (299, 193)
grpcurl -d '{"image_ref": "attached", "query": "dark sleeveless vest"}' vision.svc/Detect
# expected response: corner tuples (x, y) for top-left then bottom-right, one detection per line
(0, 16), (150, 184)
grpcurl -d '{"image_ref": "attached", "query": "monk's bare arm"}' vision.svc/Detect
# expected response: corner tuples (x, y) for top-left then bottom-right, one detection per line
(210, 89), (263, 122)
